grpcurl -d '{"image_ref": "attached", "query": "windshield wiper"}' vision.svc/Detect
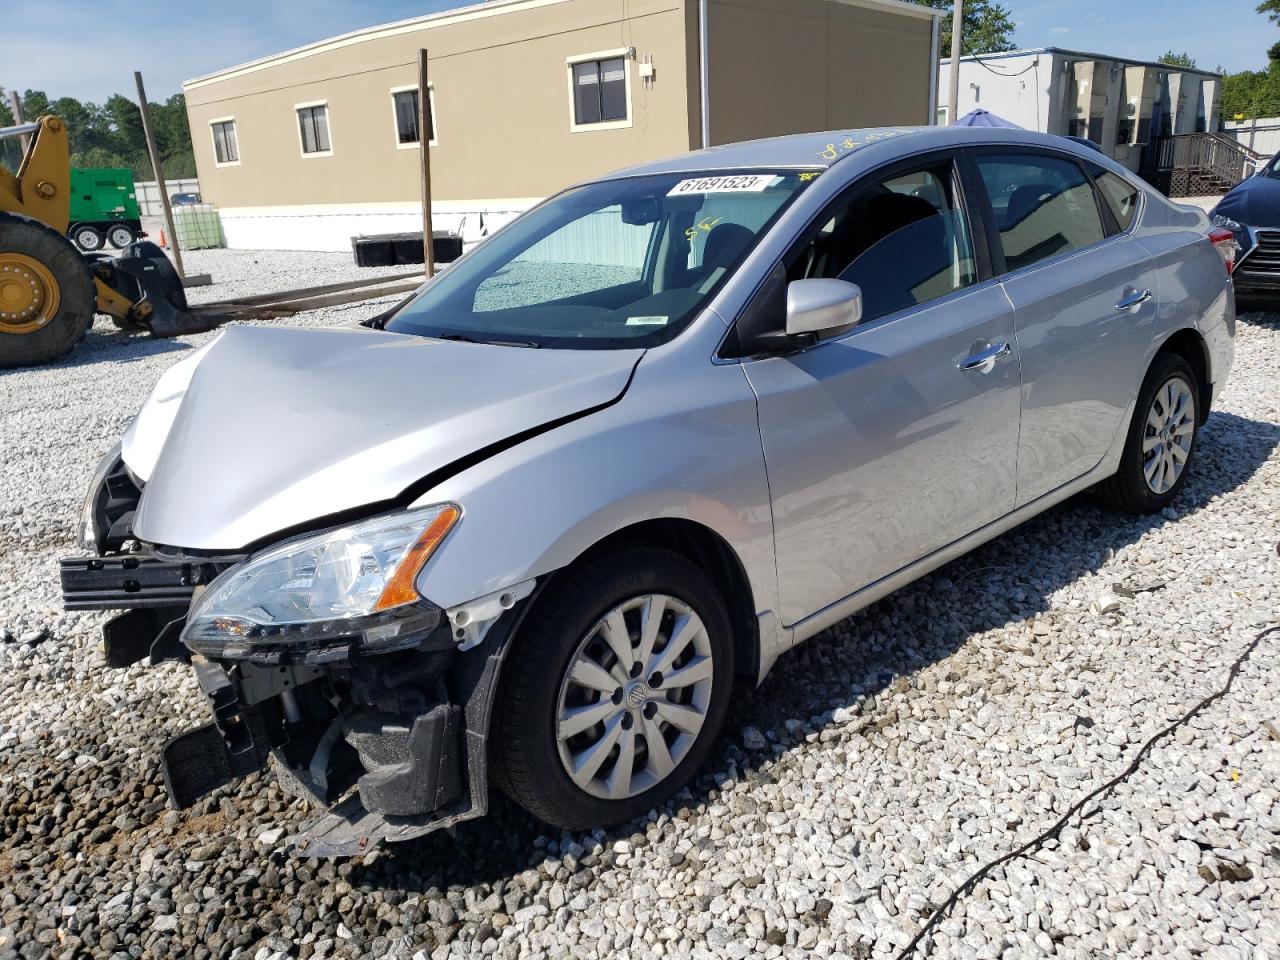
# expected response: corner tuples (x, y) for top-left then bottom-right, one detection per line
(437, 333), (540, 348)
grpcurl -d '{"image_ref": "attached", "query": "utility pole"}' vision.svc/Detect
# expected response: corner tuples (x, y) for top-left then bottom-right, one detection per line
(8, 90), (30, 152)
(134, 71), (184, 279)
(947, 0), (963, 125)
(418, 48), (436, 279)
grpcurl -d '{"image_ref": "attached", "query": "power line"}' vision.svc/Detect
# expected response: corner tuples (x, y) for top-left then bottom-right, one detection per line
(959, 41), (1039, 77)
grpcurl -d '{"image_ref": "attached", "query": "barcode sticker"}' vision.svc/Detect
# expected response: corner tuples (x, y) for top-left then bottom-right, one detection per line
(667, 175), (775, 196)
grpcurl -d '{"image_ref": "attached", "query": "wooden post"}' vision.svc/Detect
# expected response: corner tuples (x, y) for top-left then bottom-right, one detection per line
(8, 91), (30, 152)
(947, 0), (963, 126)
(418, 49), (436, 278)
(134, 71), (184, 279)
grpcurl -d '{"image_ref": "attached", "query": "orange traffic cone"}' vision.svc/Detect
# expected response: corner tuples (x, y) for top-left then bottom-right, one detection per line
(158, 228), (167, 248)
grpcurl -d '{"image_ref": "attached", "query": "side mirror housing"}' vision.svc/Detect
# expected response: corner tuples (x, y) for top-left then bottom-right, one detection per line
(786, 278), (862, 337)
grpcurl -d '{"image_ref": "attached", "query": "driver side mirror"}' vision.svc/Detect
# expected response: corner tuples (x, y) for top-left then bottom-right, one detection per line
(785, 278), (862, 337)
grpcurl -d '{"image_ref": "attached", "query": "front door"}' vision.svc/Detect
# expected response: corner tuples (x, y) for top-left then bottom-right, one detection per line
(741, 157), (1022, 627)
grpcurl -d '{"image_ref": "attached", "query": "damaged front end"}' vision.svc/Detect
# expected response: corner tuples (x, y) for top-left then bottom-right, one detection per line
(62, 447), (536, 856)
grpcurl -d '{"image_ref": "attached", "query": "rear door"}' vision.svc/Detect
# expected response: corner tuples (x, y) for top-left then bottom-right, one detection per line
(967, 148), (1161, 506)
(740, 152), (1022, 627)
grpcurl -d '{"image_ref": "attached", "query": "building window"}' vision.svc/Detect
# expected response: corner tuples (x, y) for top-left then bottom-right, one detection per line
(567, 52), (630, 131)
(296, 103), (332, 156)
(391, 87), (436, 148)
(210, 118), (238, 165)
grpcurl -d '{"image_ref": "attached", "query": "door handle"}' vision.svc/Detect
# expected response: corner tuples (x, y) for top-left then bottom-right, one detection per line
(1115, 289), (1152, 311)
(957, 340), (1011, 373)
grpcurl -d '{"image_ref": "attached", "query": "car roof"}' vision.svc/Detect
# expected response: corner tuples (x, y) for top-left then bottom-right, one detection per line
(601, 125), (1117, 180)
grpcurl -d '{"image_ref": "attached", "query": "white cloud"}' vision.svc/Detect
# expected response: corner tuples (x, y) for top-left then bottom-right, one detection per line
(1050, 26), (1072, 34)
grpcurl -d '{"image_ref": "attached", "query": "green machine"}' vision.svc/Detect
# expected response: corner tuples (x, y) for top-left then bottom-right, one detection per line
(67, 168), (145, 252)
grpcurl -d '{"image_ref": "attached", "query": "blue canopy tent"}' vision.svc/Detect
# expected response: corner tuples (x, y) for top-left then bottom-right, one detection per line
(952, 109), (1022, 128)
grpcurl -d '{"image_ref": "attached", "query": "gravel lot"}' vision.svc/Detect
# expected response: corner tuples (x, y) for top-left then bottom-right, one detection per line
(1, 247), (1278, 960)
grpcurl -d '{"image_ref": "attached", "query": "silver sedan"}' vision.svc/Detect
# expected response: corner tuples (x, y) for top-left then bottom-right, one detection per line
(64, 126), (1235, 854)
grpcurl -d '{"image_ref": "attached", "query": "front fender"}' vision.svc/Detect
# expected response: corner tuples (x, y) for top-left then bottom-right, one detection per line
(411, 353), (778, 624)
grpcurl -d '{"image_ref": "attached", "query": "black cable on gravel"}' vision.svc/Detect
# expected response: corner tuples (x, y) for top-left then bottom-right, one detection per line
(894, 622), (1280, 960)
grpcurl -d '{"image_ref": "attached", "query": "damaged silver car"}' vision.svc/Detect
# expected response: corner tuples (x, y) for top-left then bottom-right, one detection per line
(63, 127), (1235, 855)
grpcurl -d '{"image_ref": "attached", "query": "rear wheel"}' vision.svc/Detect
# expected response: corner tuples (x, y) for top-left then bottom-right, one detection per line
(106, 223), (136, 249)
(1096, 352), (1200, 514)
(492, 544), (734, 830)
(0, 215), (96, 367)
(71, 224), (104, 252)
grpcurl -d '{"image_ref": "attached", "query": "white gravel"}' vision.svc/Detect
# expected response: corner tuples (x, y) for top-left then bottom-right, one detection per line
(1, 247), (1278, 960)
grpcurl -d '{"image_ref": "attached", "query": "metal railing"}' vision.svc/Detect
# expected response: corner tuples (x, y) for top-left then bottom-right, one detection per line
(1148, 132), (1266, 188)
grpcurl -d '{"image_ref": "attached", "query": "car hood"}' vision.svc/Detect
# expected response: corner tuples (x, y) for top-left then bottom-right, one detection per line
(1213, 172), (1280, 227)
(128, 325), (642, 550)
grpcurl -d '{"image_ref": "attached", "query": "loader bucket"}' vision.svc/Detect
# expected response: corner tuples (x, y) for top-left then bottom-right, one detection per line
(90, 242), (219, 337)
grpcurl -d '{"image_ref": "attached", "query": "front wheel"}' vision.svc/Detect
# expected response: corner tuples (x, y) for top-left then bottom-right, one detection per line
(492, 544), (734, 831)
(1096, 352), (1200, 514)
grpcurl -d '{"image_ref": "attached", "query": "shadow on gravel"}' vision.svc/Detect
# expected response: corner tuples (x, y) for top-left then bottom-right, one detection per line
(344, 409), (1280, 895)
(57, 329), (194, 369)
(1235, 303), (1280, 322)
(0, 327), (195, 378)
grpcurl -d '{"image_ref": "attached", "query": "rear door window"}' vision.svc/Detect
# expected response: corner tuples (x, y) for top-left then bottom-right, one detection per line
(972, 153), (1106, 272)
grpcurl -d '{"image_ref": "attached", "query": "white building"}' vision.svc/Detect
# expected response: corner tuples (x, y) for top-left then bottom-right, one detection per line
(937, 48), (1222, 171)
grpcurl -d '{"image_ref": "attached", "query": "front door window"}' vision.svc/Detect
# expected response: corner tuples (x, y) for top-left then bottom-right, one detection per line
(788, 164), (978, 325)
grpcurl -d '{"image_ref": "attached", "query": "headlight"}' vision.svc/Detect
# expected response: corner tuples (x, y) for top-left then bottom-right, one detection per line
(1211, 213), (1243, 233)
(182, 504), (459, 658)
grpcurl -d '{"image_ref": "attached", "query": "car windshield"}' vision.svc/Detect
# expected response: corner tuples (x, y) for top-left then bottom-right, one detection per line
(384, 170), (815, 349)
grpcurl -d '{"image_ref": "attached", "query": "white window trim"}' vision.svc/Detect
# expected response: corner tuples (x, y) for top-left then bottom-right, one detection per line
(389, 84), (438, 150)
(294, 100), (334, 158)
(209, 115), (240, 168)
(566, 48), (633, 133)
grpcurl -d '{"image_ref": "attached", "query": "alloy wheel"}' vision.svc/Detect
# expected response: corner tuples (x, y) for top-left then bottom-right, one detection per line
(554, 593), (714, 800)
(0, 253), (61, 334)
(1142, 375), (1195, 495)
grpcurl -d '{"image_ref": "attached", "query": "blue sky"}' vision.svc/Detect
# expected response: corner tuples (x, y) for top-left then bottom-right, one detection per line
(2, 0), (1275, 106)
(1010, 0), (1273, 74)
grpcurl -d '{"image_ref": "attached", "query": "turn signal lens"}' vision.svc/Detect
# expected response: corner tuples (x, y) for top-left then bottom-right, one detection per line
(374, 504), (460, 610)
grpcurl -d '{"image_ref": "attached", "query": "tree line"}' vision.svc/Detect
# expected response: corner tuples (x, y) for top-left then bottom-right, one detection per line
(1236, 0), (1280, 120)
(0, 87), (196, 180)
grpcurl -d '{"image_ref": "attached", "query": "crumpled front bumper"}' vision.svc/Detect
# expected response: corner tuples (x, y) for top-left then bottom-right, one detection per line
(60, 545), (533, 857)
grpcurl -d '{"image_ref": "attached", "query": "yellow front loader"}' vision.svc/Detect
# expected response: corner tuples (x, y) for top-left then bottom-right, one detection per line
(0, 115), (212, 367)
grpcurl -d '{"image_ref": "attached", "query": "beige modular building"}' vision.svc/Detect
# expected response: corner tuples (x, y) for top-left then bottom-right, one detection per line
(183, 0), (942, 250)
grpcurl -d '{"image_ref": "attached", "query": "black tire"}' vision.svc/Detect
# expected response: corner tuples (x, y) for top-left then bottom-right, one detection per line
(1095, 352), (1200, 514)
(70, 224), (104, 252)
(0, 214), (96, 368)
(492, 544), (734, 831)
(106, 223), (136, 249)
